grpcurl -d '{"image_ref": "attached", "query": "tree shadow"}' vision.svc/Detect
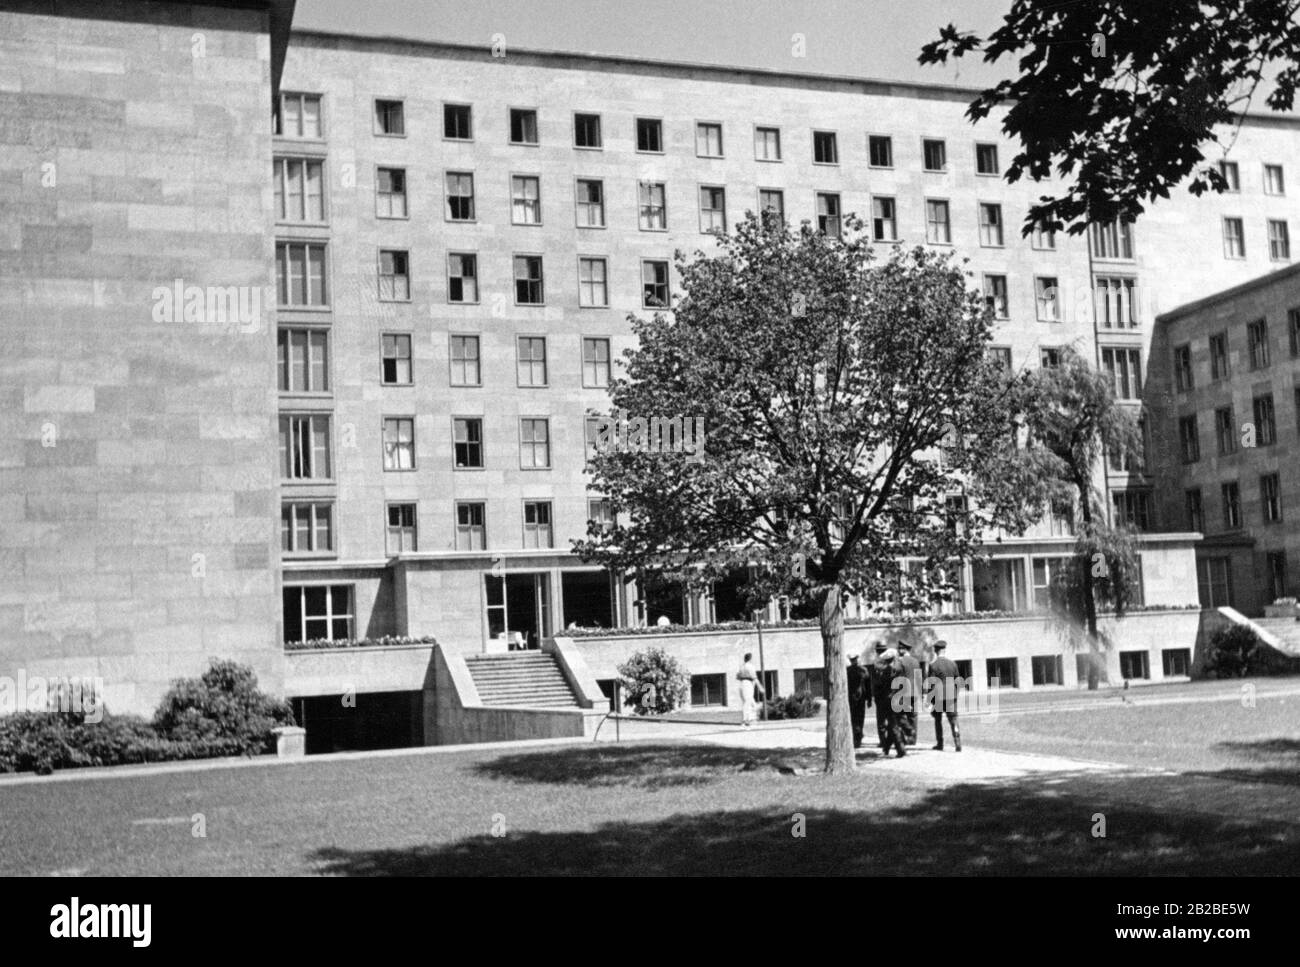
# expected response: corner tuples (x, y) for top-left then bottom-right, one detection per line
(1197, 738), (1300, 787)
(310, 771), (1300, 875)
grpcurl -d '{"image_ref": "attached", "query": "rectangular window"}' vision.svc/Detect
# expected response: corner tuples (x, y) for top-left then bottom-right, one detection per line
(699, 186), (726, 233)
(1254, 393), (1276, 445)
(1162, 648), (1191, 678)
(1223, 217), (1245, 258)
(382, 417), (414, 471)
(988, 346), (1012, 370)
(1031, 655), (1062, 686)
(275, 241), (328, 307)
(514, 255), (544, 305)
(277, 328), (329, 393)
(1178, 415), (1200, 463)
(453, 418), (483, 468)
(445, 171), (475, 221)
(1198, 557), (1233, 607)
(975, 142), (999, 175)
(636, 117), (663, 153)
(523, 501), (554, 549)
(1112, 491), (1151, 531)
(450, 335), (480, 386)
(696, 122), (723, 157)
(868, 134), (893, 168)
(516, 336), (547, 387)
(281, 501), (334, 555)
(386, 503), (417, 554)
(378, 249), (410, 301)
(455, 502), (486, 550)
(578, 257), (608, 307)
(273, 158), (324, 222)
(447, 252), (478, 304)
(691, 674), (728, 707)
(1267, 552), (1288, 600)
(279, 414), (331, 480)
(576, 178), (605, 227)
(509, 108), (538, 145)
(638, 181), (667, 230)
(583, 337), (612, 387)
(793, 668), (826, 699)
(983, 274), (1009, 319)
(588, 498), (615, 533)
(923, 138), (947, 172)
(986, 657), (1018, 689)
(1222, 481), (1242, 529)
(444, 103), (472, 140)
(1040, 347), (1062, 369)
(1210, 331), (1229, 379)
(1090, 219), (1134, 259)
(374, 98), (404, 136)
(925, 199), (951, 244)
(1031, 220), (1056, 250)
(1119, 651), (1150, 681)
(283, 585), (353, 643)
(755, 126), (781, 161)
(1095, 276), (1137, 328)
(1291, 308), (1300, 356)
(1031, 556), (1069, 609)
(1269, 219), (1291, 260)
(520, 418), (551, 469)
(1216, 406), (1237, 455)
(759, 188), (784, 222)
(381, 333), (412, 385)
(817, 192), (841, 239)
(1100, 347), (1141, 399)
(1185, 488), (1203, 531)
(979, 202), (1004, 246)
(276, 92), (322, 139)
(1265, 163), (1286, 195)
(642, 259), (670, 308)
(1220, 160), (1240, 191)
(1248, 318), (1270, 369)
(1262, 473), (1282, 522)
(511, 174), (541, 225)
(1036, 276), (1060, 321)
(871, 196), (897, 242)
(573, 112), (602, 148)
(813, 130), (838, 164)
(1174, 344), (1193, 391)
(376, 167), (406, 218)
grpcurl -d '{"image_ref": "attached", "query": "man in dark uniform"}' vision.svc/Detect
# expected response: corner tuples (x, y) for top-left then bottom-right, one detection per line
(868, 644), (906, 757)
(896, 640), (922, 747)
(926, 639), (962, 751)
(847, 652), (869, 749)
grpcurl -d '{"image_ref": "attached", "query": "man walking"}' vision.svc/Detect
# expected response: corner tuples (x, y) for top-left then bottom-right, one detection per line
(869, 644), (906, 758)
(926, 640), (962, 752)
(896, 640), (921, 747)
(847, 652), (869, 749)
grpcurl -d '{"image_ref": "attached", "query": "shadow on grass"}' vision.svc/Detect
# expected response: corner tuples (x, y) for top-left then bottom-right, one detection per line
(1201, 738), (1300, 787)
(472, 742), (825, 790)
(311, 772), (1300, 875)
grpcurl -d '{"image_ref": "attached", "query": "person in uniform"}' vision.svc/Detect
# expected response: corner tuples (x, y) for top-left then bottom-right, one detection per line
(847, 652), (869, 749)
(926, 640), (962, 752)
(896, 640), (922, 747)
(869, 644), (906, 757)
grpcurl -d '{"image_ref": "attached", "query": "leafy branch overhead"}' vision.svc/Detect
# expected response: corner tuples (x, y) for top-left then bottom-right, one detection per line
(920, 0), (1300, 233)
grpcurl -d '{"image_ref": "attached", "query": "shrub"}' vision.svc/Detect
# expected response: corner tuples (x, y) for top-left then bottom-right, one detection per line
(152, 659), (294, 755)
(1204, 624), (1261, 678)
(763, 692), (821, 720)
(0, 711), (87, 775)
(617, 647), (690, 715)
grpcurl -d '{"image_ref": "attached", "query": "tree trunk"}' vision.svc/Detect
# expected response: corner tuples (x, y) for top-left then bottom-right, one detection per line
(819, 582), (855, 773)
(1077, 480), (1101, 690)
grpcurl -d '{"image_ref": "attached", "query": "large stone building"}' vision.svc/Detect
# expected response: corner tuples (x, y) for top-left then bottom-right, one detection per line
(1, 0), (1297, 736)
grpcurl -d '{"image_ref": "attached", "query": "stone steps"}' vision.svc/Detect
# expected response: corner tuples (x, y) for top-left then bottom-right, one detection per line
(464, 653), (582, 708)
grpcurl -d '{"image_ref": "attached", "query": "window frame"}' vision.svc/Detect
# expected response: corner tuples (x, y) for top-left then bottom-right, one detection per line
(380, 331), (413, 386)
(452, 416), (485, 470)
(443, 102), (473, 141)
(449, 333), (482, 388)
(373, 97), (406, 138)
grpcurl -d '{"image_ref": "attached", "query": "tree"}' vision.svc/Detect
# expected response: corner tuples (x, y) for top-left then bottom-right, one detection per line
(617, 647), (690, 715)
(575, 213), (1046, 773)
(920, 0), (1300, 234)
(1020, 348), (1144, 687)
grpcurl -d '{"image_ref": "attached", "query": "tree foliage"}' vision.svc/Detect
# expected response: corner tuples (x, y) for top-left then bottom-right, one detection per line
(617, 647), (690, 715)
(920, 0), (1300, 234)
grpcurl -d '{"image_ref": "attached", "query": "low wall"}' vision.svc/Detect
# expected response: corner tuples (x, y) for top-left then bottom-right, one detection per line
(282, 643), (436, 698)
(560, 608), (1206, 704)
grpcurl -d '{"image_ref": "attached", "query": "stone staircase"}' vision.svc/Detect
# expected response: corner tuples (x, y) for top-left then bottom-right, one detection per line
(1248, 617), (1300, 658)
(463, 652), (582, 708)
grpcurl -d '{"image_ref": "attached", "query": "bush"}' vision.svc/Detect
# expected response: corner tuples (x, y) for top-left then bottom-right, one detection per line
(153, 659), (294, 754)
(0, 711), (87, 775)
(1204, 624), (1262, 678)
(617, 647), (690, 715)
(763, 692), (821, 720)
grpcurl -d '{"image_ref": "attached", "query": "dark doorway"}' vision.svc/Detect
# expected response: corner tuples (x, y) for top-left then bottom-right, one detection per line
(712, 567), (753, 622)
(292, 690), (423, 754)
(643, 576), (685, 625)
(562, 570), (614, 629)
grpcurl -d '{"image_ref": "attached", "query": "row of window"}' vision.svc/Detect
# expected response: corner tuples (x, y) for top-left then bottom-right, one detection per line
(1218, 159), (1288, 196)
(1198, 553), (1290, 607)
(1185, 474), (1283, 532)
(278, 329), (614, 392)
(1220, 216), (1291, 260)
(1177, 391), (1291, 462)
(281, 496), (615, 556)
(1173, 309), (1300, 391)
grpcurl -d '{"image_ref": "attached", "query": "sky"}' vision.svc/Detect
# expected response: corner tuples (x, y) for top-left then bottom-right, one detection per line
(293, 0), (1016, 89)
